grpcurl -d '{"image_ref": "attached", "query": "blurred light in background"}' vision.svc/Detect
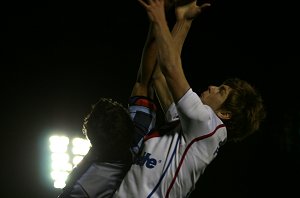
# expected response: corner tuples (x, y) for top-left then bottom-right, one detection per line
(49, 135), (91, 188)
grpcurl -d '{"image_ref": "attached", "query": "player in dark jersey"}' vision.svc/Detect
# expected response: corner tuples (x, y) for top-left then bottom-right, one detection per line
(57, 97), (155, 198)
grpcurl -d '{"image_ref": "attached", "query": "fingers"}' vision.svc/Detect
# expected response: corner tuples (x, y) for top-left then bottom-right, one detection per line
(138, 0), (165, 6)
(137, 0), (149, 8)
(199, 2), (211, 9)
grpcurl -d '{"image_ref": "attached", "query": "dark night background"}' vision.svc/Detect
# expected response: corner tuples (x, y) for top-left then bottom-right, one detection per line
(2, 0), (299, 197)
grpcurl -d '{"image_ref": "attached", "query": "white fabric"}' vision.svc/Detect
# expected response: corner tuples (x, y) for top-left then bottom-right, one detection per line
(113, 89), (227, 198)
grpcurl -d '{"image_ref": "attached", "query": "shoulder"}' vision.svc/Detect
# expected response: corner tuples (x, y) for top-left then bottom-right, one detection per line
(176, 89), (211, 122)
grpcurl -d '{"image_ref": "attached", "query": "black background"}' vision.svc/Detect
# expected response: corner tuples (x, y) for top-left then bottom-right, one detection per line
(2, 0), (299, 197)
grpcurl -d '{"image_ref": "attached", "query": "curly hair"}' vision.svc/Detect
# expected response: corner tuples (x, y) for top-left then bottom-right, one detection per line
(221, 78), (266, 142)
(82, 98), (134, 161)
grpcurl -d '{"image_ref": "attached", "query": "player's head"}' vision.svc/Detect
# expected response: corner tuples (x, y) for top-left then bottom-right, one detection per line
(200, 78), (265, 142)
(220, 78), (266, 142)
(82, 97), (134, 161)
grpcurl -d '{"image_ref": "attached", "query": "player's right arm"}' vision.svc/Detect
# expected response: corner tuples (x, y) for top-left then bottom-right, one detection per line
(151, 1), (210, 103)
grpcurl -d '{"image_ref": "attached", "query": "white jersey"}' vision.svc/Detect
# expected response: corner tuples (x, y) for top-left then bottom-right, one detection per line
(114, 89), (227, 198)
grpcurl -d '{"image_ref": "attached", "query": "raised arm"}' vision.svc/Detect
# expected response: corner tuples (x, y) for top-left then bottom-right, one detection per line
(138, 0), (187, 102)
(138, 0), (210, 103)
(130, 22), (157, 98)
(153, 1), (210, 113)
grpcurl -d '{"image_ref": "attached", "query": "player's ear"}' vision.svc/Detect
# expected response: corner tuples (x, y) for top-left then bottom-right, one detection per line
(216, 110), (232, 120)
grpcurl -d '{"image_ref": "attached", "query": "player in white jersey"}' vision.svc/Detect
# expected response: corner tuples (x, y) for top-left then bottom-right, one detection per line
(114, 0), (266, 197)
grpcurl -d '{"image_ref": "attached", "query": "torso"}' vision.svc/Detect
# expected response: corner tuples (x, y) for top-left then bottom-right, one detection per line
(114, 89), (227, 197)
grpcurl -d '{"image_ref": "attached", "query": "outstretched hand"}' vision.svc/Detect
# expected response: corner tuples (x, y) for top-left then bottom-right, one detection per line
(137, 0), (166, 23)
(175, 0), (211, 21)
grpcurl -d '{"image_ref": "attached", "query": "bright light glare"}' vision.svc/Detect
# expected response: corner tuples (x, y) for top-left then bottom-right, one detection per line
(51, 153), (69, 162)
(49, 135), (90, 189)
(51, 161), (73, 171)
(51, 170), (69, 181)
(72, 138), (91, 155)
(54, 179), (67, 189)
(49, 136), (69, 153)
(73, 155), (84, 166)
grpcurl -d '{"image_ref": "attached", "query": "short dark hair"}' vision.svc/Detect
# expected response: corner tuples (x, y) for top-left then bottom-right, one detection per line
(221, 78), (266, 142)
(82, 98), (134, 161)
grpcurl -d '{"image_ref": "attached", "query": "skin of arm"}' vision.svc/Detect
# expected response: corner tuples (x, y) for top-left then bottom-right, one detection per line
(138, 0), (210, 105)
(131, 22), (157, 98)
(131, 14), (190, 112)
(153, 1), (205, 112)
(151, 0), (189, 103)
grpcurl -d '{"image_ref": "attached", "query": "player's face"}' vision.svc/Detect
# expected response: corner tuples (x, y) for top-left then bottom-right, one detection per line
(200, 84), (231, 111)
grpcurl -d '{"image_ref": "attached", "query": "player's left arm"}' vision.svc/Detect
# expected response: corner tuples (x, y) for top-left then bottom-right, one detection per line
(138, 0), (190, 102)
(139, 0), (210, 103)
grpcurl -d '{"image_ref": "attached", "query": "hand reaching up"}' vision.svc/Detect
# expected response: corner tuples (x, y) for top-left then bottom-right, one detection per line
(175, 0), (211, 21)
(138, 0), (167, 24)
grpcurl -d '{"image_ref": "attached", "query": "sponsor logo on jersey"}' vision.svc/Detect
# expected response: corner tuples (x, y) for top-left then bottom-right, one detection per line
(135, 152), (159, 169)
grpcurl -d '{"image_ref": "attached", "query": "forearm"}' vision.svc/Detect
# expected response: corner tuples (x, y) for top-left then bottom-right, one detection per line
(171, 19), (192, 55)
(152, 15), (190, 102)
(155, 19), (192, 72)
(153, 20), (180, 73)
(152, 19), (192, 112)
(138, 23), (157, 85)
(131, 23), (157, 97)
(136, 0), (196, 103)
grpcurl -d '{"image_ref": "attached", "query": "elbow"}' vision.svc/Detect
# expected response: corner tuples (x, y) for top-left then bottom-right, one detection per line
(159, 58), (180, 78)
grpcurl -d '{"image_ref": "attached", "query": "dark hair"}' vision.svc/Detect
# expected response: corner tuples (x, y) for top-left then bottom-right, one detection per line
(221, 78), (266, 142)
(82, 98), (134, 161)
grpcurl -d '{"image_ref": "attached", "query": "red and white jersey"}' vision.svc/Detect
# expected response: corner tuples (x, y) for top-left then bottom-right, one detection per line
(114, 89), (227, 198)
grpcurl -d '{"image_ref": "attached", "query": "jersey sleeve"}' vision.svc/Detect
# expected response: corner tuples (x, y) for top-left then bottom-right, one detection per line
(128, 96), (157, 154)
(175, 89), (213, 140)
(165, 102), (179, 122)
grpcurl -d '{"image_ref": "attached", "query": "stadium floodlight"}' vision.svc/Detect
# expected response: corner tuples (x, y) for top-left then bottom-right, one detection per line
(49, 135), (91, 188)
(72, 137), (91, 156)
